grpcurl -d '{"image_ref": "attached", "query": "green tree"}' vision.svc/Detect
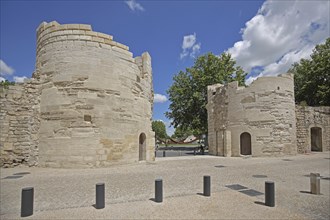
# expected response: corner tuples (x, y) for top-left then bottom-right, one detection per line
(172, 126), (194, 139)
(0, 80), (15, 89)
(289, 38), (330, 106)
(166, 52), (246, 136)
(152, 120), (168, 140)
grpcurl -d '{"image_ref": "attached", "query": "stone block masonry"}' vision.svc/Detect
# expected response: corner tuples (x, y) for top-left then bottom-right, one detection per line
(0, 21), (155, 168)
(0, 81), (40, 167)
(295, 106), (330, 153)
(207, 74), (297, 157)
(207, 73), (330, 157)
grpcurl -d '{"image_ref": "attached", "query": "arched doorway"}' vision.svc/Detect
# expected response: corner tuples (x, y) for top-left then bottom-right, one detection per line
(240, 132), (251, 155)
(139, 133), (146, 161)
(311, 127), (322, 151)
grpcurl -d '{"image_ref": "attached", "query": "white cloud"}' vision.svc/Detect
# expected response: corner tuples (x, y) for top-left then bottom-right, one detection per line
(0, 61), (29, 84)
(182, 33), (197, 50)
(180, 33), (201, 59)
(167, 127), (174, 136)
(13, 76), (27, 83)
(191, 43), (201, 58)
(125, 0), (145, 12)
(154, 93), (168, 103)
(245, 76), (258, 85)
(0, 60), (14, 76)
(164, 120), (174, 136)
(166, 124), (174, 136)
(227, 0), (329, 84)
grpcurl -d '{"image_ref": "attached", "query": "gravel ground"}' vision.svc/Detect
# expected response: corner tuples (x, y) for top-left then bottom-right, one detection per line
(0, 152), (329, 219)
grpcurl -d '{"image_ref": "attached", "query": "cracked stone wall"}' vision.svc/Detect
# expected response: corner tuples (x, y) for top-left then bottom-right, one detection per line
(296, 106), (330, 153)
(0, 81), (40, 167)
(207, 74), (297, 157)
(0, 21), (155, 168)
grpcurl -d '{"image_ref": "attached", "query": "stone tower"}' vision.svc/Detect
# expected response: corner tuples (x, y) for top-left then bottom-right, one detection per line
(207, 74), (297, 157)
(0, 21), (155, 167)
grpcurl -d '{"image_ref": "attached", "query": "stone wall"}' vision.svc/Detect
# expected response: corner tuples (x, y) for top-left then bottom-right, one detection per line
(0, 21), (155, 168)
(296, 106), (330, 153)
(207, 74), (297, 157)
(207, 83), (229, 156)
(0, 80), (41, 167)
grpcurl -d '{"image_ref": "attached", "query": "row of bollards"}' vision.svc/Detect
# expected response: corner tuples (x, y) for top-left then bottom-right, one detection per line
(155, 149), (205, 157)
(20, 183), (106, 217)
(154, 176), (210, 203)
(20, 176), (212, 217)
(155, 176), (273, 207)
(20, 172), (321, 217)
(156, 149), (199, 157)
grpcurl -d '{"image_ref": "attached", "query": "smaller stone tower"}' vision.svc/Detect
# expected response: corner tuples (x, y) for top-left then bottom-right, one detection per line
(207, 73), (297, 157)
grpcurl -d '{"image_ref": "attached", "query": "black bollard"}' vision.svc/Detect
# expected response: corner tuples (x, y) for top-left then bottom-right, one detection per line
(265, 181), (275, 207)
(163, 151), (166, 157)
(194, 149), (196, 156)
(203, 176), (211, 196)
(96, 183), (105, 209)
(155, 179), (163, 203)
(21, 187), (34, 217)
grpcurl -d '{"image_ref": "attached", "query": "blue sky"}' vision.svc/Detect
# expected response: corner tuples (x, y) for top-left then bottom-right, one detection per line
(1, 0), (329, 135)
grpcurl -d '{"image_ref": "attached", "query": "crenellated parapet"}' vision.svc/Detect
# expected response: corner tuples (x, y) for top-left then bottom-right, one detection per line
(36, 21), (129, 53)
(35, 21), (136, 76)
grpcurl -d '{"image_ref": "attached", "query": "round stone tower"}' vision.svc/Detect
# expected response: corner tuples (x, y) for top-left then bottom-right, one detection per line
(35, 21), (154, 167)
(207, 74), (297, 157)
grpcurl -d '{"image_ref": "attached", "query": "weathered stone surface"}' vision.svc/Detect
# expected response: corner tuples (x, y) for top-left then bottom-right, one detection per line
(0, 21), (155, 168)
(296, 106), (330, 153)
(207, 74), (297, 157)
(0, 81), (40, 167)
(207, 74), (330, 157)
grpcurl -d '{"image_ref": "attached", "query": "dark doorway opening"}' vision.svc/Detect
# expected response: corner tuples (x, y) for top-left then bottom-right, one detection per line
(240, 132), (252, 155)
(311, 127), (322, 151)
(139, 133), (146, 161)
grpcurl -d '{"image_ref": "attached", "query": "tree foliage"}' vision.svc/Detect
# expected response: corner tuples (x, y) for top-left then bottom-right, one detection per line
(0, 80), (15, 89)
(289, 38), (330, 106)
(171, 126), (194, 139)
(152, 120), (168, 139)
(166, 52), (247, 136)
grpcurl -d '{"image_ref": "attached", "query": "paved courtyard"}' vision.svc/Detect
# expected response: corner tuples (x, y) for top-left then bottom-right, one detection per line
(1, 152), (329, 219)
